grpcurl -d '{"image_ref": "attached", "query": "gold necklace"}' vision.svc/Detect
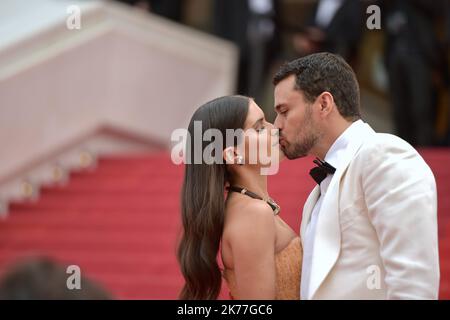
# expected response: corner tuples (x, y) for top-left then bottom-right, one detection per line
(227, 186), (281, 215)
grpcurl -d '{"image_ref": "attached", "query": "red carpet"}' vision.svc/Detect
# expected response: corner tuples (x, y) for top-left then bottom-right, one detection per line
(0, 149), (448, 299)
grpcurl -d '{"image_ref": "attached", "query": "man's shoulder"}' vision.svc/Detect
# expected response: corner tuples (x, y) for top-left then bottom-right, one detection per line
(359, 131), (416, 155)
(353, 130), (419, 166)
(354, 131), (434, 179)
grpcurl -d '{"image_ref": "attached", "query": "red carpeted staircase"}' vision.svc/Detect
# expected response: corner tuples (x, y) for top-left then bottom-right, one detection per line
(0, 149), (448, 299)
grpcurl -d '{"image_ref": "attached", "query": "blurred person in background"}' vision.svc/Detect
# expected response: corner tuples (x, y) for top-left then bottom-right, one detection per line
(381, 0), (448, 146)
(213, 0), (281, 102)
(0, 257), (112, 300)
(292, 0), (364, 65)
(444, 0), (450, 145)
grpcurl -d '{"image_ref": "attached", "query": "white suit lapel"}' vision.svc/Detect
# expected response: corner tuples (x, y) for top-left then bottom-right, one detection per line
(307, 123), (375, 299)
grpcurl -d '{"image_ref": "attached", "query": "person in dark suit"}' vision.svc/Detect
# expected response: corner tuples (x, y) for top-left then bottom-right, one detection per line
(213, 0), (281, 100)
(381, 0), (447, 146)
(292, 0), (364, 64)
(444, 0), (450, 145)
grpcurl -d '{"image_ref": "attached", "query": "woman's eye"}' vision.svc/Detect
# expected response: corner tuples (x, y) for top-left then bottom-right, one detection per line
(257, 126), (266, 133)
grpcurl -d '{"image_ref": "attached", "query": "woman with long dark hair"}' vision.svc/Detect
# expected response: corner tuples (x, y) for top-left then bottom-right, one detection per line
(177, 95), (302, 300)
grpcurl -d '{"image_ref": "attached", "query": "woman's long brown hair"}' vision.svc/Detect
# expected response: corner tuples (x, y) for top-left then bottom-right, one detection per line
(177, 95), (249, 299)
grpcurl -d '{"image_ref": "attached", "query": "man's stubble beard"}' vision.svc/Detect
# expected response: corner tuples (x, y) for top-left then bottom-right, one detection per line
(282, 107), (321, 160)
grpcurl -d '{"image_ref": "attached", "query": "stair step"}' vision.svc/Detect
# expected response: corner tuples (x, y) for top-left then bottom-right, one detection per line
(8, 196), (179, 211)
(39, 186), (182, 196)
(0, 214), (180, 230)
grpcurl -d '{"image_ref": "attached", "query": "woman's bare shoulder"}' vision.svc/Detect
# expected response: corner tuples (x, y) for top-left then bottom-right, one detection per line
(224, 197), (276, 246)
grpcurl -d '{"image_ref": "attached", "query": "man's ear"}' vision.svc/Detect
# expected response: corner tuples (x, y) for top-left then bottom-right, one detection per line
(318, 91), (334, 116)
(223, 146), (236, 164)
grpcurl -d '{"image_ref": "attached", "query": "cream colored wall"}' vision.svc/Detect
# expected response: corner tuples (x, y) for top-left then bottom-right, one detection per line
(0, 0), (238, 184)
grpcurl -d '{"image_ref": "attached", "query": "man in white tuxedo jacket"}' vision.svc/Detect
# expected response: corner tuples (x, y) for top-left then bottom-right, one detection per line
(272, 52), (439, 299)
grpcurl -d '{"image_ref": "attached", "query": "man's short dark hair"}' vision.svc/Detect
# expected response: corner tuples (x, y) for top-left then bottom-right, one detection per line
(273, 52), (361, 121)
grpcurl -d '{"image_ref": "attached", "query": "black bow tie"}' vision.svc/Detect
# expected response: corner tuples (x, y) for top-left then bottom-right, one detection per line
(309, 158), (336, 185)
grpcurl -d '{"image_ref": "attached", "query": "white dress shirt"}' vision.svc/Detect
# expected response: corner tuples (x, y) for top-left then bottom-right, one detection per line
(315, 0), (344, 29)
(248, 0), (273, 14)
(300, 120), (364, 299)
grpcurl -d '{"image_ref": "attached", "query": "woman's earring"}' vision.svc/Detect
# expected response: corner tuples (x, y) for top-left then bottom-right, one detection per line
(236, 155), (244, 165)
